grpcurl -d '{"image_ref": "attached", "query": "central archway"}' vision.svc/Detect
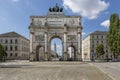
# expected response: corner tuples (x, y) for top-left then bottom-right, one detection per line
(48, 35), (63, 61)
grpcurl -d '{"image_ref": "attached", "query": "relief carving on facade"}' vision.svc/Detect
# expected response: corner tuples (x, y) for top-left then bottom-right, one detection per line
(69, 19), (75, 25)
(67, 35), (76, 41)
(35, 35), (44, 41)
(33, 19), (42, 26)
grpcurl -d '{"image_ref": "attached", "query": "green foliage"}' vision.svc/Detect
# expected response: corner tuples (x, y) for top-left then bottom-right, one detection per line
(107, 13), (120, 58)
(0, 44), (5, 61)
(96, 44), (105, 58)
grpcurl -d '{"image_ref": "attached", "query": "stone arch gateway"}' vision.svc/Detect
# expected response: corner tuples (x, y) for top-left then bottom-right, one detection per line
(29, 4), (82, 61)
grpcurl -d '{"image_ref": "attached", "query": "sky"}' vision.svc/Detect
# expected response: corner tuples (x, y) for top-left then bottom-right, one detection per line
(0, 0), (120, 54)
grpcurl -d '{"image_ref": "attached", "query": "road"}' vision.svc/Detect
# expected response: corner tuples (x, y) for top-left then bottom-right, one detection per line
(0, 61), (113, 80)
(91, 62), (120, 80)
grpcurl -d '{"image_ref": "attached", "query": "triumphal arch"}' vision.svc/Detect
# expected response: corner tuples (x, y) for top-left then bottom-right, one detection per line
(29, 4), (82, 61)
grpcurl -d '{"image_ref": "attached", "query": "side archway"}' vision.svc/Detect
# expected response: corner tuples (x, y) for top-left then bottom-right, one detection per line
(36, 45), (44, 61)
(67, 44), (77, 61)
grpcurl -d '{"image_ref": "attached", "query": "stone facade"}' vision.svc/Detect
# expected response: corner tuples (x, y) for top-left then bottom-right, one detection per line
(82, 31), (110, 61)
(29, 4), (82, 61)
(0, 32), (30, 60)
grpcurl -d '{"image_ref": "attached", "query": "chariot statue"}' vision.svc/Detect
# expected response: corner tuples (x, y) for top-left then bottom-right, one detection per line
(49, 3), (63, 12)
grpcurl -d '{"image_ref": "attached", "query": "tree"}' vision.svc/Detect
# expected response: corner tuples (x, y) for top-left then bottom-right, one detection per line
(96, 44), (105, 59)
(0, 44), (5, 61)
(107, 14), (120, 59)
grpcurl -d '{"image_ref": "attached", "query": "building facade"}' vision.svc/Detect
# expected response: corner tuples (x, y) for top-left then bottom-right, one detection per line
(29, 4), (82, 61)
(82, 31), (110, 61)
(0, 32), (30, 60)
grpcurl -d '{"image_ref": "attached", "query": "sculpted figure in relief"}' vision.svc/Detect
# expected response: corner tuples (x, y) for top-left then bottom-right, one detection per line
(67, 35), (76, 41)
(35, 35), (44, 41)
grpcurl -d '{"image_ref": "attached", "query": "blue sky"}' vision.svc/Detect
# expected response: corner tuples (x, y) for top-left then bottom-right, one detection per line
(0, 0), (120, 54)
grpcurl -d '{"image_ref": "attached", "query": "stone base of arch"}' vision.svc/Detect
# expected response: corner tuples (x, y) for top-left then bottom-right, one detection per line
(63, 52), (69, 61)
(29, 52), (82, 61)
(29, 52), (36, 61)
(77, 53), (82, 61)
(44, 52), (49, 61)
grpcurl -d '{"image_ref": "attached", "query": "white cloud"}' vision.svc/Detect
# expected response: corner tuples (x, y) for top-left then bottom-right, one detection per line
(100, 20), (110, 28)
(63, 0), (109, 19)
(82, 32), (86, 35)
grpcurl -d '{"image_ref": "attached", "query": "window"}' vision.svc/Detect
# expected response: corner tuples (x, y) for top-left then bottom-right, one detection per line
(6, 53), (8, 57)
(5, 39), (8, 44)
(15, 46), (17, 51)
(91, 50), (94, 52)
(15, 39), (17, 44)
(101, 41), (103, 43)
(5, 46), (8, 51)
(15, 53), (17, 57)
(92, 40), (94, 43)
(101, 36), (103, 39)
(92, 36), (94, 38)
(106, 45), (108, 48)
(106, 50), (108, 53)
(0, 39), (2, 43)
(10, 39), (12, 44)
(10, 53), (12, 56)
(97, 36), (98, 39)
(97, 41), (99, 44)
(10, 46), (13, 51)
(92, 45), (94, 48)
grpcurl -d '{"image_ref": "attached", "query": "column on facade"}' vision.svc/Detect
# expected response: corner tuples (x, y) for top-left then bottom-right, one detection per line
(78, 32), (81, 54)
(44, 32), (48, 53)
(77, 27), (82, 54)
(64, 32), (67, 52)
(30, 32), (34, 53)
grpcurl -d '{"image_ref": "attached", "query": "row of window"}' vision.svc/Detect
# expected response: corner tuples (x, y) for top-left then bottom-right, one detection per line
(5, 45), (30, 52)
(91, 45), (108, 48)
(6, 53), (28, 57)
(6, 53), (18, 57)
(92, 40), (107, 44)
(5, 46), (18, 51)
(0, 39), (18, 44)
(91, 49), (108, 53)
(0, 39), (29, 46)
(92, 35), (106, 39)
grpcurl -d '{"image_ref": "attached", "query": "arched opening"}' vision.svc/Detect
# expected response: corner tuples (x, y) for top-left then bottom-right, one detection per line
(36, 45), (44, 61)
(50, 37), (62, 61)
(67, 45), (76, 61)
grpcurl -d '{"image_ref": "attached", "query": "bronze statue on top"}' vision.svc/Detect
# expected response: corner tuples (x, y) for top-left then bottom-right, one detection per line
(49, 3), (63, 12)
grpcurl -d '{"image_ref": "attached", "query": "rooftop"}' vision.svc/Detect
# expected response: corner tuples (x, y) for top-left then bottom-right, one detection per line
(83, 31), (108, 40)
(90, 31), (108, 35)
(0, 32), (29, 41)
